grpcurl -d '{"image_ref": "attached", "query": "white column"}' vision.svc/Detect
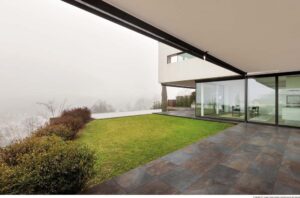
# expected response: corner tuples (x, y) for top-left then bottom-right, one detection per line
(161, 85), (168, 112)
(200, 83), (204, 116)
(216, 85), (219, 115)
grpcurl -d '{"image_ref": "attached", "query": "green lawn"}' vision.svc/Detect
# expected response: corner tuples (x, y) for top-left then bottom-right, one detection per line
(76, 114), (233, 186)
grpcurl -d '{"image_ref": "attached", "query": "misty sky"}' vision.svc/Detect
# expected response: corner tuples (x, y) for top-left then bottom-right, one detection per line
(0, 0), (191, 117)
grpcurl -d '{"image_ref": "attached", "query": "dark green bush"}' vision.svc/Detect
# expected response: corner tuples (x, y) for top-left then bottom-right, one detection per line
(34, 124), (74, 140)
(0, 136), (95, 194)
(61, 107), (91, 124)
(50, 115), (84, 133)
(176, 95), (194, 107)
(0, 136), (41, 166)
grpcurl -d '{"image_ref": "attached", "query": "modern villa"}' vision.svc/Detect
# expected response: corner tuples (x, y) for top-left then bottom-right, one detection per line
(64, 0), (300, 128)
(3, 1), (300, 195)
(159, 43), (300, 128)
(54, 0), (300, 194)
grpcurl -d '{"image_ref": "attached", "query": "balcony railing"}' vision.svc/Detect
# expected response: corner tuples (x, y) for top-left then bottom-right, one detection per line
(167, 52), (194, 64)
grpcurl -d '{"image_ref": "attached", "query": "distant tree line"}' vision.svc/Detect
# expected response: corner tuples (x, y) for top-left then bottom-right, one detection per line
(152, 101), (161, 109)
(175, 91), (195, 107)
(91, 100), (115, 113)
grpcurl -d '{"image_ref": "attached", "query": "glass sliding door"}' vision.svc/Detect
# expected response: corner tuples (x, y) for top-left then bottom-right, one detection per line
(196, 74), (300, 127)
(247, 77), (276, 124)
(196, 79), (245, 120)
(278, 75), (300, 127)
(195, 83), (202, 117)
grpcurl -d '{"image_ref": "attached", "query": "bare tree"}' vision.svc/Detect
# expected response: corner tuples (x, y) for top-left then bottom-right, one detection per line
(58, 99), (68, 115)
(91, 100), (115, 113)
(22, 117), (43, 134)
(152, 100), (161, 109)
(37, 99), (69, 118)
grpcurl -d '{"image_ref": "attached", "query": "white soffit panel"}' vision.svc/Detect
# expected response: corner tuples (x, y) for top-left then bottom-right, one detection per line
(104, 0), (300, 74)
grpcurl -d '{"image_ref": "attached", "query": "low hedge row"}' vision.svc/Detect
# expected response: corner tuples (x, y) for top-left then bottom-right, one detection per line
(35, 107), (92, 140)
(34, 124), (74, 140)
(0, 107), (94, 194)
(0, 136), (95, 194)
(61, 107), (91, 124)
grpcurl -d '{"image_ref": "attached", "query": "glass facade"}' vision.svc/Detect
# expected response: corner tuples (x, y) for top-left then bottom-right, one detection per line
(278, 75), (300, 127)
(195, 75), (300, 127)
(247, 77), (276, 124)
(196, 79), (245, 120)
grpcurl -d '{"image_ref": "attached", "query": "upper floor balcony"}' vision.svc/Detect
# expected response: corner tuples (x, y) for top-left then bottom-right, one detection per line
(158, 43), (237, 88)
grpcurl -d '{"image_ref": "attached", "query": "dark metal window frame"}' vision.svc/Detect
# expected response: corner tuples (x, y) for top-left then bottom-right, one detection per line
(161, 83), (195, 89)
(195, 75), (245, 83)
(195, 71), (300, 128)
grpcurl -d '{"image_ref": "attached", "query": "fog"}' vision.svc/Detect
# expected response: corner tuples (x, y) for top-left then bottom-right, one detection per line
(0, 0), (192, 146)
(0, 0), (162, 115)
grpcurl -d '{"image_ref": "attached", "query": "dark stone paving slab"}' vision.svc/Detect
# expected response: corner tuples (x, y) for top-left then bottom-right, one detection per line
(181, 150), (221, 174)
(238, 143), (262, 154)
(247, 153), (282, 183)
(83, 122), (300, 194)
(160, 166), (200, 192)
(201, 164), (241, 186)
(184, 180), (230, 194)
(83, 179), (126, 194)
(262, 143), (286, 157)
(184, 165), (241, 194)
(232, 172), (274, 194)
(283, 150), (300, 163)
(276, 159), (300, 189)
(247, 135), (271, 146)
(145, 159), (178, 176)
(132, 179), (178, 194)
(221, 151), (254, 172)
(273, 181), (300, 194)
(114, 167), (152, 192)
(162, 150), (193, 165)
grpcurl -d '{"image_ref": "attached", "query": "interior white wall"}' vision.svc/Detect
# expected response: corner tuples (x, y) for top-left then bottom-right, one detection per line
(279, 75), (300, 112)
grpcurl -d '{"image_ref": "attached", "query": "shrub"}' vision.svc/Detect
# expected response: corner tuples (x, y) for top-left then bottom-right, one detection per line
(61, 107), (91, 124)
(0, 136), (95, 194)
(0, 136), (42, 166)
(34, 124), (74, 140)
(50, 115), (84, 133)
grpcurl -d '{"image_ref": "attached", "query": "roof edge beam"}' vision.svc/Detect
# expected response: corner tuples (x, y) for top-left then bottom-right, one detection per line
(62, 0), (246, 76)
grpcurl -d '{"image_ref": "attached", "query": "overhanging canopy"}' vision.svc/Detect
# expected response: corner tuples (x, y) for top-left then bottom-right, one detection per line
(63, 0), (300, 75)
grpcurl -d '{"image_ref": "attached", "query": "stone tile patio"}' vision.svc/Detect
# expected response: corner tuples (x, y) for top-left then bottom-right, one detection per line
(84, 123), (300, 194)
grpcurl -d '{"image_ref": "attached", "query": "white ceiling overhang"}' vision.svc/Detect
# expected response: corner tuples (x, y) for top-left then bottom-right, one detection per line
(101, 0), (300, 75)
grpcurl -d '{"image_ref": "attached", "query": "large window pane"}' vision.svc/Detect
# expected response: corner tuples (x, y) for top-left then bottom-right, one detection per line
(279, 75), (300, 127)
(195, 83), (202, 117)
(247, 77), (276, 124)
(196, 79), (245, 120)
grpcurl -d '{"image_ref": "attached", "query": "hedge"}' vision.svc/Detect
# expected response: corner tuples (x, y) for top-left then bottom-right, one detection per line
(0, 136), (95, 194)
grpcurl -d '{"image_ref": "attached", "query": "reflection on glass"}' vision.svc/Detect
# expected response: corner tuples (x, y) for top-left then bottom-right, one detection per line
(195, 83), (202, 117)
(279, 75), (300, 127)
(178, 53), (194, 61)
(247, 77), (275, 124)
(167, 52), (194, 64)
(196, 79), (245, 120)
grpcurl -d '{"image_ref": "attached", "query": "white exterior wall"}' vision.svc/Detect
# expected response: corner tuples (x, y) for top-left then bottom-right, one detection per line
(158, 43), (237, 84)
